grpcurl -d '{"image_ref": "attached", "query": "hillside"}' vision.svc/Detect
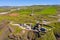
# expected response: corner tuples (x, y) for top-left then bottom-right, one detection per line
(0, 5), (60, 40)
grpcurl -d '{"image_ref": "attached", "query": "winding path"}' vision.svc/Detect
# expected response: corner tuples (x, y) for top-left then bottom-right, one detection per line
(9, 21), (52, 32)
(10, 22), (30, 29)
(42, 19), (60, 25)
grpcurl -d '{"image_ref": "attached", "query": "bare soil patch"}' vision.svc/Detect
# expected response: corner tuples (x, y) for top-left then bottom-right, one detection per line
(8, 13), (19, 17)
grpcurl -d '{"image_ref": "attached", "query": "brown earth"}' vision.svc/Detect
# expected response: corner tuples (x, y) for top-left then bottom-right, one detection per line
(8, 13), (19, 17)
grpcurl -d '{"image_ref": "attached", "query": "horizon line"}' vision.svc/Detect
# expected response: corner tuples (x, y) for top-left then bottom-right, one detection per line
(0, 4), (60, 6)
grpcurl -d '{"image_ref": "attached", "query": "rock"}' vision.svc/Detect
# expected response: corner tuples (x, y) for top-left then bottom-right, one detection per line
(8, 33), (15, 39)
(30, 13), (34, 16)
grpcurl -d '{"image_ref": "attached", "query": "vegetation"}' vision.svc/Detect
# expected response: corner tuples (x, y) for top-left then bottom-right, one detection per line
(0, 5), (60, 40)
(0, 8), (9, 12)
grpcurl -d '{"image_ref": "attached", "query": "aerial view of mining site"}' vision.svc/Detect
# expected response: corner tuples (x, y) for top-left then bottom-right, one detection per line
(0, 0), (60, 40)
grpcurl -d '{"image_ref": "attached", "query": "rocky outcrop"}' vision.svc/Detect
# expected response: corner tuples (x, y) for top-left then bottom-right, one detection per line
(8, 29), (56, 40)
(8, 30), (37, 40)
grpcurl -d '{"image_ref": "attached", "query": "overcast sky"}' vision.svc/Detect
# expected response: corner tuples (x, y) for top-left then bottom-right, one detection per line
(0, 0), (60, 6)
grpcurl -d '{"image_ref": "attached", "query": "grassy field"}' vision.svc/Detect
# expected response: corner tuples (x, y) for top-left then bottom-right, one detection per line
(39, 7), (56, 15)
(0, 8), (9, 12)
(13, 6), (56, 15)
(0, 6), (56, 23)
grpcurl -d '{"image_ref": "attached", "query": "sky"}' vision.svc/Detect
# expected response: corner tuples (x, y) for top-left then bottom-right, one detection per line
(0, 0), (60, 6)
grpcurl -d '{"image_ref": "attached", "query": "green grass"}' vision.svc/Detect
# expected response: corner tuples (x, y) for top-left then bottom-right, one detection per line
(11, 6), (56, 15)
(35, 7), (56, 15)
(50, 22), (60, 34)
(10, 24), (23, 34)
(0, 8), (9, 12)
(38, 30), (56, 40)
(0, 6), (55, 24)
(13, 26), (23, 34)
